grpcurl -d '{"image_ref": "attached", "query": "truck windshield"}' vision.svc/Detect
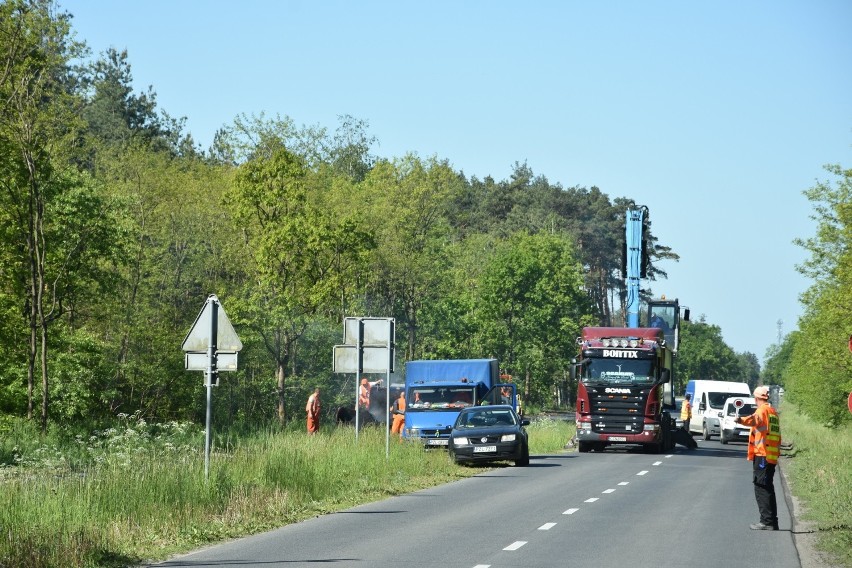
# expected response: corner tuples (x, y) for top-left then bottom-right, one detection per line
(408, 386), (476, 410)
(582, 359), (656, 385)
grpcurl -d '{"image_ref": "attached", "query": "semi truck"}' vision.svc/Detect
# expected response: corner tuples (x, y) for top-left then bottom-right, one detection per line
(403, 358), (517, 447)
(571, 207), (688, 453)
(571, 325), (676, 453)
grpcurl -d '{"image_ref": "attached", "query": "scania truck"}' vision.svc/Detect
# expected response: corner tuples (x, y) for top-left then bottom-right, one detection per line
(571, 326), (676, 453)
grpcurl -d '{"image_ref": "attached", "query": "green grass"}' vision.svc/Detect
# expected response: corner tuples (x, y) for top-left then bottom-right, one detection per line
(781, 402), (852, 567)
(0, 414), (575, 567)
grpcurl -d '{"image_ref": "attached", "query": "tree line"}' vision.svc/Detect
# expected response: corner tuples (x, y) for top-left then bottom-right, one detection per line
(1, 0), (809, 434)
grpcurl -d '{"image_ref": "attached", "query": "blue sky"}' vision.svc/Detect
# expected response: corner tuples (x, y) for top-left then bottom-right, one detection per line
(61, 0), (852, 363)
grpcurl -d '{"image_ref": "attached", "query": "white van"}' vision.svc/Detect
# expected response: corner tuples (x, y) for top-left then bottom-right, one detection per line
(719, 396), (757, 444)
(684, 380), (751, 440)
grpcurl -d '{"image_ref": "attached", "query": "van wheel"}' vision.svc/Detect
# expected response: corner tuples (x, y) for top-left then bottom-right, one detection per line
(720, 433), (728, 445)
(702, 423), (711, 440)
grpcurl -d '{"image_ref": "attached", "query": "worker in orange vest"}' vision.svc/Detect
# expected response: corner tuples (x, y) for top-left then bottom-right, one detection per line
(735, 385), (781, 530)
(305, 387), (321, 435)
(391, 391), (406, 438)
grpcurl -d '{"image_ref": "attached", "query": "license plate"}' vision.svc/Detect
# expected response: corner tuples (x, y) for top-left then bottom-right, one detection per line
(427, 439), (448, 446)
(738, 431), (749, 436)
(609, 436), (627, 442)
(474, 445), (497, 453)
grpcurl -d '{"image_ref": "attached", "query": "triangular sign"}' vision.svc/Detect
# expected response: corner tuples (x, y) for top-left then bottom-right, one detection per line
(181, 294), (243, 352)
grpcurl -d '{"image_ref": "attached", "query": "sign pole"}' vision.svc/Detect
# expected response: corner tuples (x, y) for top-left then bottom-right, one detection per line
(355, 319), (363, 441)
(204, 298), (218, 480)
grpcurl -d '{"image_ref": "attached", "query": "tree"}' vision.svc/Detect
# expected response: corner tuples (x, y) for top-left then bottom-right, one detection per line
(472, 231), (595, 407)
(762, 331), (798, 388)
(0, 0), (89, 429)
(359, 155), (463, 360)
(225, 145), (372, 424)
(675, 317), (741, 391)
(786, 162), (852, 425)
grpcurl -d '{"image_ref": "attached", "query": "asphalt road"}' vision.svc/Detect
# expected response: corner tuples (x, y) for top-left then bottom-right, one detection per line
(147, 438), (803, 568)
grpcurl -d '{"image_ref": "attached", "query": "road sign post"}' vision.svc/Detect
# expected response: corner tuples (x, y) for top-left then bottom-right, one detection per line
(333, 317), (395, 454)
(182, 294), (242, 480)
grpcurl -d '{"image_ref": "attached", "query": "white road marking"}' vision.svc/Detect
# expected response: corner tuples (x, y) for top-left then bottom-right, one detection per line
(539, 522), (557, 530)
(584, 497), (599, 503)
(653, 461), (662, 466)
(602, 488), (616, 494)
(473, 565), (490, 568)
(504, 541), (527, 551)
(618, 481), (629, 486)
(666, 454), (674, 458)
(637, 470), (649, 475)
(563, 508), (579, 515)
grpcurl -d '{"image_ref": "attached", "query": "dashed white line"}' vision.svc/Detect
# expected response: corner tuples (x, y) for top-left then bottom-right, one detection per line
(652, 461), (662, 466)
(538, 522), (557, 530)
(563, 507), (579, 515)
(602, 488), (616, 494)
(472, 565), (490, 568)
(637, 470), (649, 476)
(618, 481), (629, 486)
(584, 497), (599, 503)
(503, 541), (527, 551)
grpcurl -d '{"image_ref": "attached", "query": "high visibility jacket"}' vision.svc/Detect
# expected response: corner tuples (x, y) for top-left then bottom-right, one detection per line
(680, 400), (692, 421)
(739, 403), (781, 464)
(392, 396), (406, 415)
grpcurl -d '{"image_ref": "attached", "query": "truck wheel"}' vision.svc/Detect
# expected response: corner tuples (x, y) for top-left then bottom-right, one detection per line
(578, 441), (591, 453)
(702, 423), (711, 441)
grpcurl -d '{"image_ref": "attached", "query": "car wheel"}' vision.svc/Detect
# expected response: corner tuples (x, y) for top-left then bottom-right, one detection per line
(702, 422), (711, 440)
(720, 433), (728, 445)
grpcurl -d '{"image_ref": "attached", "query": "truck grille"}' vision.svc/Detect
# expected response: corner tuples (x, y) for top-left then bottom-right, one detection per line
(585, 386), (649, 435)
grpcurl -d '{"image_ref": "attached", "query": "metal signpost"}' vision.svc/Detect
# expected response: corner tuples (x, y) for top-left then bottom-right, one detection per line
(333, 317), (395, 455)
(182, 294), (242, 479)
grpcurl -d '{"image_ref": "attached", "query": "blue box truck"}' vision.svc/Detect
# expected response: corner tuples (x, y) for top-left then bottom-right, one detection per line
(403, 358), (517, 446)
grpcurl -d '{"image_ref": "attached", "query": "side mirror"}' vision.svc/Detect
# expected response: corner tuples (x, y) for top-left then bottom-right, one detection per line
(660, 369), (671, 384)
(699, 403), (706, 412)
(569, 364), (577, 382)
(521, 419), (530, 426)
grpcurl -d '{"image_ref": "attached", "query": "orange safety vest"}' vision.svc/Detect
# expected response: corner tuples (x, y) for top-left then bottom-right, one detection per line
(740, 403), (781, 464)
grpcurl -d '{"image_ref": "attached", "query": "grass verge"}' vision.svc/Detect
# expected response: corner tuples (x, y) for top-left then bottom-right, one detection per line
(0, 414), (574, 567)
(782, 402), (852, 567)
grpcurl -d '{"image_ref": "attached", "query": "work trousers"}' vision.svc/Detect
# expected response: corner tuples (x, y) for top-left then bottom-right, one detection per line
(752, 456), (778, 528)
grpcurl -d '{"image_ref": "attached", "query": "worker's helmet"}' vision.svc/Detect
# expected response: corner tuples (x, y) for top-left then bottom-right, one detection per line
(753, 385), (770, 400)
